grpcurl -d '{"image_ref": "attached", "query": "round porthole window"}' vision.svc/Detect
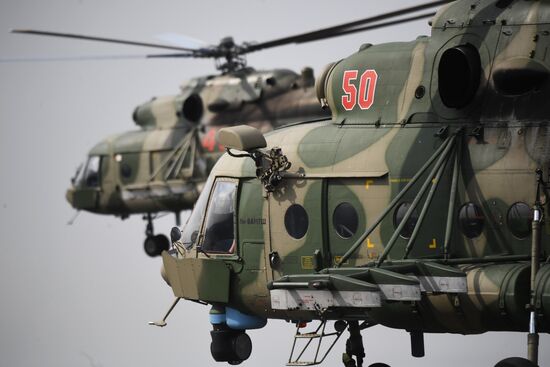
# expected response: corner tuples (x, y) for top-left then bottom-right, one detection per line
(393, 202), (419, 239)
(120, 162), (132, 179)
(459, 203), (485, 238)
(333, 202), (359, 239)
(507, 202), (532, 239)
(284, 204), (309, 239)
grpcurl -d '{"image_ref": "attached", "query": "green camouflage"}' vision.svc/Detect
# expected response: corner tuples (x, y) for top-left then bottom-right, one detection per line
(160, 1), (550, 365)
(165, 0), (550, 332)
(66, 67), (328, 218)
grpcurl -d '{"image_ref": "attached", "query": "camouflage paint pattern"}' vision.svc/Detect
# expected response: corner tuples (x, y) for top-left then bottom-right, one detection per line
(66, 67), (329, 217)
(164, 0), (550, 337)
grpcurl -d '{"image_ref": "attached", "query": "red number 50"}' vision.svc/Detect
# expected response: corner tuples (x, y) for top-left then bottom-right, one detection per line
(341, 69), (378, 111)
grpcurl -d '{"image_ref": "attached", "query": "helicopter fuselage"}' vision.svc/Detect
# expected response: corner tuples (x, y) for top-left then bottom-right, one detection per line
(161, 0), (550, 344)
(65, 68), (329, 218)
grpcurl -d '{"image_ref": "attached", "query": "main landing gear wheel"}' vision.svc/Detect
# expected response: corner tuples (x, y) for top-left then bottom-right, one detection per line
(368, 364), (390, 367)
(494, 357), (538, 367)
(144, 234), (170, 257)
(142, 212), (170, 257)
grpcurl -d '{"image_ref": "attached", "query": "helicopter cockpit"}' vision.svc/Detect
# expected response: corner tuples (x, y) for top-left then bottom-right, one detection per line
(66, 155), (105, 212)
(177, 176), (237, 255)
(73, 155), (101, 188)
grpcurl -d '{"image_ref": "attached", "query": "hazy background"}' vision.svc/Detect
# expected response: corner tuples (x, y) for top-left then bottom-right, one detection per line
(1, 0), (548, 366)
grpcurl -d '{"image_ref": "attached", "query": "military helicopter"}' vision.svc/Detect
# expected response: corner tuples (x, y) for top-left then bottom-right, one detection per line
(10, 31), (331, 256)
(11, 2), (443, 257)
(152, 0), (550, 366)
(62, 65), (327, 257)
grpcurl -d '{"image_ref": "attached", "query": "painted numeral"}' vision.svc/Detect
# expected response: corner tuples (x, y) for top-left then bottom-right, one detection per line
(341, 69), (378, 111)
(341, 70), (358, 111)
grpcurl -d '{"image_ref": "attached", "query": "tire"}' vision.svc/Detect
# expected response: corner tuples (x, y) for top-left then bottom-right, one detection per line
(144, 236), (159, 257)
(494, 357), (538, 367)
(153, 234), (170, 253)
(143, 234), (169, 257)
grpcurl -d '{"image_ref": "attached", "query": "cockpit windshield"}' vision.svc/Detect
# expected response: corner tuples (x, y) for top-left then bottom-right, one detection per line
(77, 156), (101, 188)
(180, 176), (238, 254)
(180, 175), (214, 248)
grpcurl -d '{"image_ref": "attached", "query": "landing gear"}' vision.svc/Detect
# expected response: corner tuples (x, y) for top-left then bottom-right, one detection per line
(494, 357), (538, 367)
(210, 326), (252, 364)
(143, 213), (169, 257)
(143, 234), (169, 257)
(341, 322), (391, 367)
(342, 321), (365, 367)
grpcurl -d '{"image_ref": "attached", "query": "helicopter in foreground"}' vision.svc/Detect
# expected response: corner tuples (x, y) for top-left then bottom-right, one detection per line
(152, 0), (550, 366)
(12, 1), (441, 256)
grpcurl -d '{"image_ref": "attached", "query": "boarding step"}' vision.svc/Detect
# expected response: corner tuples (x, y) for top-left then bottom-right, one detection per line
(295, 332), (321, 339)
(287, 320), (345, 366)
(286, 361), (318, 366)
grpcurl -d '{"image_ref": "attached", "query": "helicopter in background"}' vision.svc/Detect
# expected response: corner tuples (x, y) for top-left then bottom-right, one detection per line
(12, 1), (443, 256)
(153, 0), (550, 366)
(64, 65), (326, 256)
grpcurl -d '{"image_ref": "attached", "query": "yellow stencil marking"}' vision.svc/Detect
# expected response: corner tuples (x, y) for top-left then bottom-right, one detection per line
(428, 238), (437, 249)
(366, 238), (375, 248)
(301, 256), (314, 270)
(390, 178), (412, 184)
(365, 179), (374, 190)
(334, 256), (348, 266)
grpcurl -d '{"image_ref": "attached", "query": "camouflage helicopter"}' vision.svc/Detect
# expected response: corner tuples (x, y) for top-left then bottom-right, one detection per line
(12, 32), (330, 256)
(152, 0), (550, 366)
(12, 2), (442, 257)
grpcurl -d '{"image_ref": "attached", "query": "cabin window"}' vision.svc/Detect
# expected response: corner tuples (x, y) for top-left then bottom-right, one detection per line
(458, 203), (485, 238)
(81, 156), (101, 188)
(507, 202), (532, 239)
(202, 179), (238, 254)
(333, 202), (359, 239)
(284, 204), (309, 239)
(393, 202), (419, 239)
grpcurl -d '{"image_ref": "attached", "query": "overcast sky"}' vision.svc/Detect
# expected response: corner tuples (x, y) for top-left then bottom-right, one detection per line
(1, 1), (549, 366)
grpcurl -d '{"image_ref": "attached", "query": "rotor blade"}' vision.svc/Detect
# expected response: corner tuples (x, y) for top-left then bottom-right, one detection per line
(155, 32), (208, 49)
(146, 52), (208, 59)
(243, 0), (449, 53)
(0, 52), (197, 63)
(297, 12), (437, 44)
(11, 29), (200, 52)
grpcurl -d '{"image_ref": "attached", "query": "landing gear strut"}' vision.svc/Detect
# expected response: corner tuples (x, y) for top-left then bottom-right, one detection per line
(143, 213), (169, 257)
(342, 321), (365, 367)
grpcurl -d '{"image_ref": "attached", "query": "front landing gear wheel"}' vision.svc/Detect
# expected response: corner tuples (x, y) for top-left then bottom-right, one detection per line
(369, 364), (390, 367)
(144, 234), (170, 257)
(495, 358), (538, 367)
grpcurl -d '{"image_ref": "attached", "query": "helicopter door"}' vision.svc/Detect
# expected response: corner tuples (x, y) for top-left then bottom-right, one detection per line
(327, 178), (385, 267)
(268, 178), (324, 278)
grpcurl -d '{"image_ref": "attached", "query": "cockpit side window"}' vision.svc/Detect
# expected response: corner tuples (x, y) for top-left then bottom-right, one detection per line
(180, 176), (214, 248)
(81, 156), (101, 188)
(201, 179), (238, 254)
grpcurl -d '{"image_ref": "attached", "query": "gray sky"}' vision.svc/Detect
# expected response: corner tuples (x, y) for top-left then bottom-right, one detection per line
(1, 1), (548, 366)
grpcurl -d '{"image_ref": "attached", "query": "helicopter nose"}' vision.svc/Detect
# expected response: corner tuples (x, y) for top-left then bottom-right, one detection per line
(65, 188), (75, 207)
(160, 264), (171, 286)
